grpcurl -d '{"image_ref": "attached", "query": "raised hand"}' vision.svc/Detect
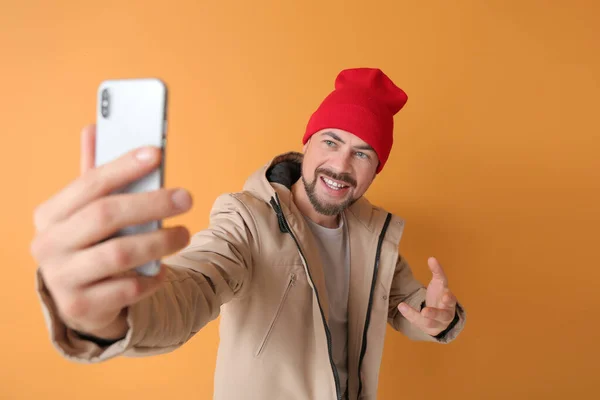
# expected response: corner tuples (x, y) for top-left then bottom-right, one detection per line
(397, 257), (457, 337)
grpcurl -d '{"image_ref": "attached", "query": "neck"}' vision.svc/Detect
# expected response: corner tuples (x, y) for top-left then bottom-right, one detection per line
(291, 179), (340, 228)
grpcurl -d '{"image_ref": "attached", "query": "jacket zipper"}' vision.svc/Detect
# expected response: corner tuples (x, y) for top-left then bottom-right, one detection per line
(270, 196), (342, 400)
(356, 212), (392, 399)
(255, 272), (297, 357)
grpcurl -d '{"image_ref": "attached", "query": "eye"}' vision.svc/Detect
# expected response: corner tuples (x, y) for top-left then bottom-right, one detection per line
(324, 140), (336, 147)
(355, 151), (368, 159)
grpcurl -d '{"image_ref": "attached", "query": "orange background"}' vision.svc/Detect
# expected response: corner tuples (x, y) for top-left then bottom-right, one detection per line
(1, 1), (599, 399)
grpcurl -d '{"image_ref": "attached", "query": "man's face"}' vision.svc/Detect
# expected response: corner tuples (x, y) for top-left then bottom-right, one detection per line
(301, 129), (379, 216)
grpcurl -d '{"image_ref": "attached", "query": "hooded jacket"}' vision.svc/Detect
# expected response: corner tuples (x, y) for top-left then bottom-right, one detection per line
(36, 152), (466, 400)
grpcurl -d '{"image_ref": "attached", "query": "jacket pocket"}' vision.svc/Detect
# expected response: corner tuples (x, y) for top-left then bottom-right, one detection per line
(254, 272), (297, 357)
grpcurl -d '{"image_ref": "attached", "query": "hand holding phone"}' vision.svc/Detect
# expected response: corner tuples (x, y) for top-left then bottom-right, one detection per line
(30, 79), (193, 341)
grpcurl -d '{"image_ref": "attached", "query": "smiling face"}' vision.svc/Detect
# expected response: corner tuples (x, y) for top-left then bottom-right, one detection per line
(301, 128), (379, 216)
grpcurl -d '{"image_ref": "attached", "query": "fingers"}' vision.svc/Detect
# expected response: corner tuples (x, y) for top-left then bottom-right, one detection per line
(64, 225), (189, 286)
(428, 257), (448, 287)
(34, 144), (162, 233)
(398, 302), (450, 335)
(30, 188), (192, 262)
(80, 124), (96, 175)
(421, 306), (454, 323)
(52, 188), (192, 253)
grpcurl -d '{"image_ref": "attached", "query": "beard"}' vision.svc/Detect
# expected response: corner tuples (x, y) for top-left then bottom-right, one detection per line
(302, 167), (358, 216)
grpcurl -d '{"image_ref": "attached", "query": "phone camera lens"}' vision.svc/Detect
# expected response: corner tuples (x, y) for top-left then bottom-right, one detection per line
(101, 88), (110, 118)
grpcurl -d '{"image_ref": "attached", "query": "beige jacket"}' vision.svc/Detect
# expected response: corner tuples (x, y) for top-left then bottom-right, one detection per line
(36, 152), (466, 400)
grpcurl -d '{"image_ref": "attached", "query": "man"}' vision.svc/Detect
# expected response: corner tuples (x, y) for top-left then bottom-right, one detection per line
(31, 68), (466, 399)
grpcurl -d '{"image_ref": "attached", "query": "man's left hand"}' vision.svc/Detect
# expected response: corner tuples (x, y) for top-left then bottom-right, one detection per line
(397, 257), (457, 337)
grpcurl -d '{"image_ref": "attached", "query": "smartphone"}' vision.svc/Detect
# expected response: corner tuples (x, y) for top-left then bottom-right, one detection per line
(95, 78), (168, 276)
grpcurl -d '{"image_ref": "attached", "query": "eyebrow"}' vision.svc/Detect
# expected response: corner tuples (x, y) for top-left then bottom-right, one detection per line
(322, 131), (375, 152)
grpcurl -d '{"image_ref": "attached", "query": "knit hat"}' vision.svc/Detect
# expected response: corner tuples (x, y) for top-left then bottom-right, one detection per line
(302, 68), (408, 173)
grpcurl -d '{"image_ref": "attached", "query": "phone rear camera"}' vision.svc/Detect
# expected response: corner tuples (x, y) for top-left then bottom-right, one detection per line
(101, 88), (110, 118)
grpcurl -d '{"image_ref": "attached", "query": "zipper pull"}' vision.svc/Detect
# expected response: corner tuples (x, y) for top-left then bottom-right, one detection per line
(270, 197), (289, 233)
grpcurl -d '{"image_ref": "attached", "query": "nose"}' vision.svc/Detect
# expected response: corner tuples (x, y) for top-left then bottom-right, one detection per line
(328, 151), (352, 174)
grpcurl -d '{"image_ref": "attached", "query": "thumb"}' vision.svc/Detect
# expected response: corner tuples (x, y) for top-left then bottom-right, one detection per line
(397, 302), (421, 324)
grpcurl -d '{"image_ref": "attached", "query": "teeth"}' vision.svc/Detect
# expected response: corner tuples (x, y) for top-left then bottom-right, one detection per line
(323, 177), (347, 190)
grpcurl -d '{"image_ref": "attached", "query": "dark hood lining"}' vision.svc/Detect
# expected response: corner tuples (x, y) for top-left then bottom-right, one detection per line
(266, 152), (303, 190)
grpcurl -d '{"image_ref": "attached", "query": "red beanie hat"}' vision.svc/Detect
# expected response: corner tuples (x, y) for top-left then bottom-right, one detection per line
(302, 68), (408, 173)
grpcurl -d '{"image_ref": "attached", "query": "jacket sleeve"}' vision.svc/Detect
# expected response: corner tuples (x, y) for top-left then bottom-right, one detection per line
(387, 253), (466, 344)
(35, 193), (257, 363)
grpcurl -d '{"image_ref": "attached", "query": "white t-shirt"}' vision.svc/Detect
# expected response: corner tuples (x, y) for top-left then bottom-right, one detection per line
(305, 215), (350, 398)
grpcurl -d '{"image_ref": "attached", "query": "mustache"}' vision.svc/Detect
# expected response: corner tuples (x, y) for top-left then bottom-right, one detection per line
(316, 167), (357, 187)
